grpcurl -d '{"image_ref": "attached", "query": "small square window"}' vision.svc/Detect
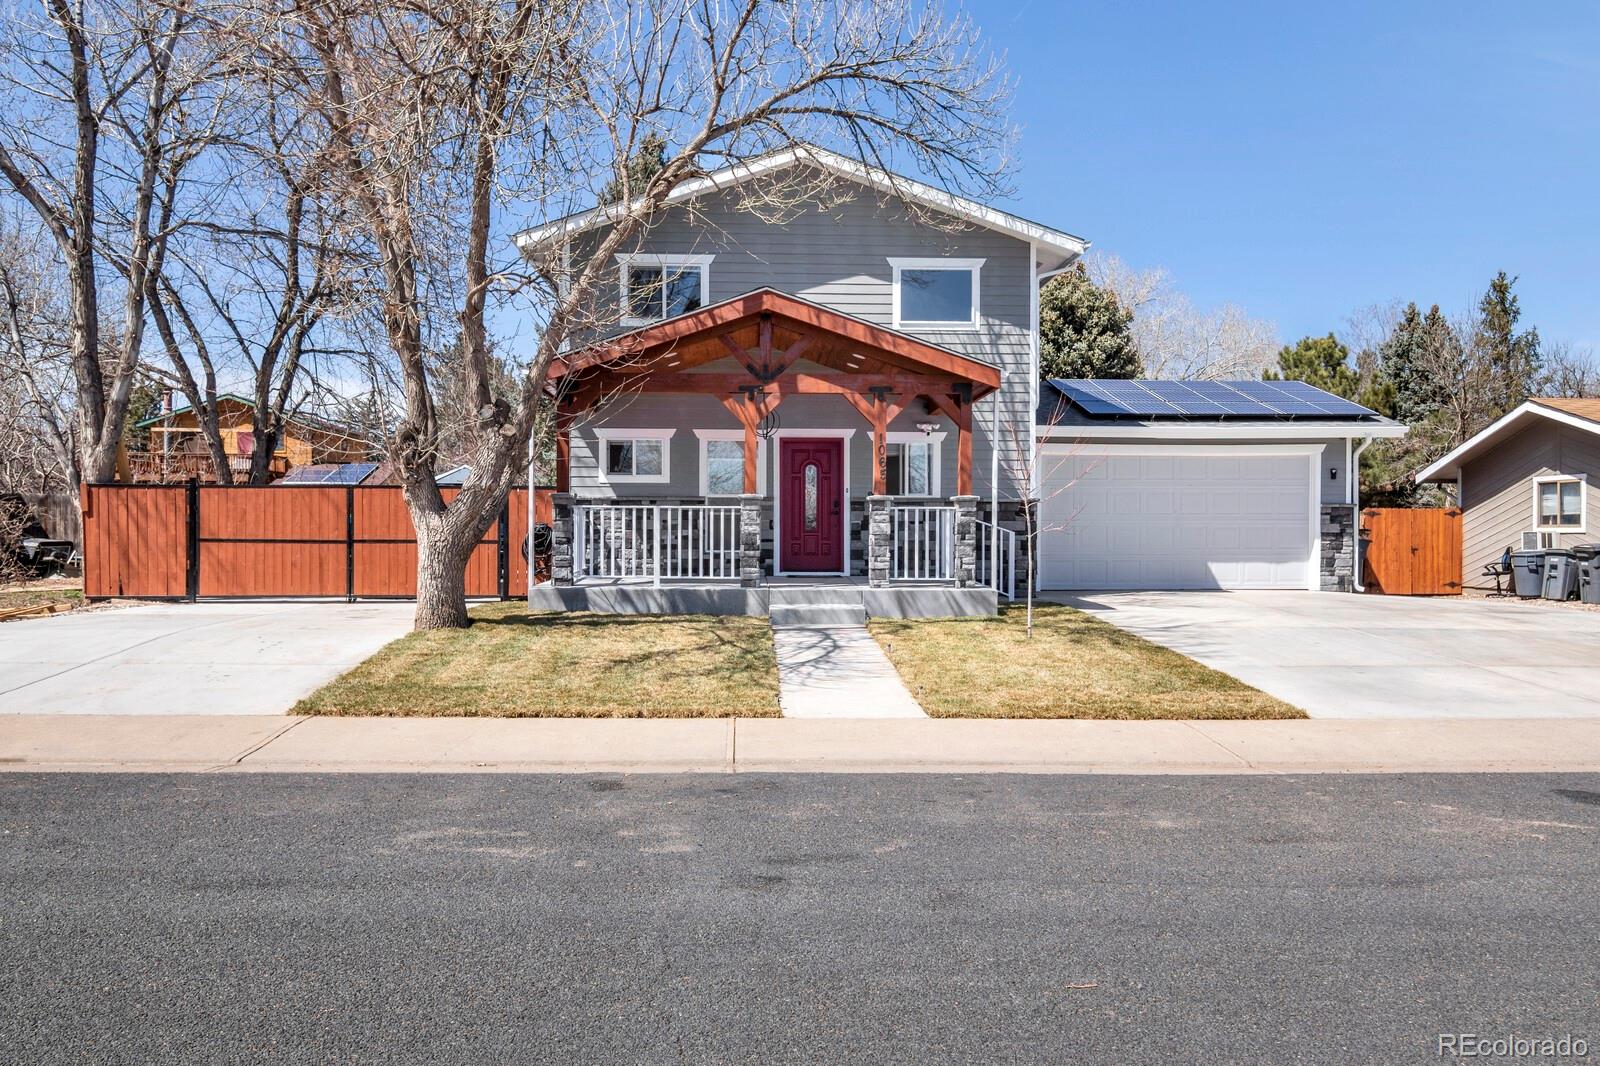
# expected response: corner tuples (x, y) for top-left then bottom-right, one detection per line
(603, 437), (666, 480)
(1537, 478), (1584, 528)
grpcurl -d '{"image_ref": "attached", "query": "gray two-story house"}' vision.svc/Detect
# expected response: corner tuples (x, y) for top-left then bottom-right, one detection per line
(521, 146), (1404, 618)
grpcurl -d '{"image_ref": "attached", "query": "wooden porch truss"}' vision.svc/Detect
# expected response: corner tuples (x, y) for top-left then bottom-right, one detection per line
(548, 288), (1000, 497)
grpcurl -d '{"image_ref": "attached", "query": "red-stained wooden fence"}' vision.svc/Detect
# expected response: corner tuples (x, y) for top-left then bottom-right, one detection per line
(82, 483), (551, 601)
(1360, 506), (1463, 596)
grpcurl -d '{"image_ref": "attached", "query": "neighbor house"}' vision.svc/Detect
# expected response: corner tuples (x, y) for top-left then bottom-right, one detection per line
(124, 395), (372, 484)
(1416, 398), (1600, 589)
(519, 146), (1404, 616)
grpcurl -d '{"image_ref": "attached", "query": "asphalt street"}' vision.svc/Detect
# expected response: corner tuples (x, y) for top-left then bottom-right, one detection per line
(2, 773), (1597, 1064)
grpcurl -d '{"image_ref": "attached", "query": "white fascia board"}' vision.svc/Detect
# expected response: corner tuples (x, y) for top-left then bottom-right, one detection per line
(515, 146), (1089, 261)
(1415, 401), (1600, 483)
(1035, 423), (1408, 442)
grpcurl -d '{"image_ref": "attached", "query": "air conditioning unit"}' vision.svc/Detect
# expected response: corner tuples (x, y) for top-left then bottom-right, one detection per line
(1521, 530), (1555, 550)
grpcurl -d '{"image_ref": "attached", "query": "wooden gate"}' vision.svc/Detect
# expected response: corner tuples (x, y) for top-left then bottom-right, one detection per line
(83, 483), (551, 601)
(1360, 507), (1462, 595)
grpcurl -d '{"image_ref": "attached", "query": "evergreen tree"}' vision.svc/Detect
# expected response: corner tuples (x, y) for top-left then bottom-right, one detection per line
(599, 134), (668, 204)
(1263, 333), (1359, 398)
(1038, 262), (1141, 379)
(1472, 271), (1540, 418)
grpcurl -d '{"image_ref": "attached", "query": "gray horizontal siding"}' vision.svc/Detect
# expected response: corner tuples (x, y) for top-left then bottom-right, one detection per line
(569, 393), (996, 501)
(567, 176), (1035, 498)
(1460, 422), (1600, 587)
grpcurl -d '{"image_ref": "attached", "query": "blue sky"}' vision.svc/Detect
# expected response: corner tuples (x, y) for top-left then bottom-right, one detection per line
(977, 1), (1600, 351)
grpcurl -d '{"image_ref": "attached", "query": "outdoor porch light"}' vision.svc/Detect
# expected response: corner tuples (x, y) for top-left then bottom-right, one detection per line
(916, 422), (938, 435)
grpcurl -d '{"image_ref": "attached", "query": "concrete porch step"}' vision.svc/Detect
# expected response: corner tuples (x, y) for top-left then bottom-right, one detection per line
(768, 586), (867, 608)
(769, 603), (868, 626)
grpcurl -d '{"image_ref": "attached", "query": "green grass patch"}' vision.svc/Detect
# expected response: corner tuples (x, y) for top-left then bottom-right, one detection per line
(870, 602), (1304, 720)
(295, 602), (780, 718)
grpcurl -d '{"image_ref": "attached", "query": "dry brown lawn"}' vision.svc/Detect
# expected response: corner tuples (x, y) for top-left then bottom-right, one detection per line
(295, 602), (780, 717)
(869, 602), (1304, 719)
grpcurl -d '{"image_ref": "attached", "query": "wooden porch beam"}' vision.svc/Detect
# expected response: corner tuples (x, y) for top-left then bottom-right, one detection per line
(718, 392), (781, 494)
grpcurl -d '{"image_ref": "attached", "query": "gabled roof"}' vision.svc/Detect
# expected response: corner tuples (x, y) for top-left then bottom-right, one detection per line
(1416, 399), (1600, 483)
(549, 287), (1001, 397)
(514, 144), (1088, 266)
(135, 393), (355, 436)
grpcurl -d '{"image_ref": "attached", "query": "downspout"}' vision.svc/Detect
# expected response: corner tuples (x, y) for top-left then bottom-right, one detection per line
(990, 371), (1002, 594)
(1351, 437), (1374, 592)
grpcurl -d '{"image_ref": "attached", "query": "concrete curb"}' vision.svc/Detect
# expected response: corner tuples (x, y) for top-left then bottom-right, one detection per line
(5, 715), (1600, 774)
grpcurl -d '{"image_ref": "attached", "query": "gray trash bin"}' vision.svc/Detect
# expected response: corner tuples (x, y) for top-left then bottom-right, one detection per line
(1542, 550), (1579, 601)
(1511, 550), (1546, 598)
(1574, 545), (1600, 605)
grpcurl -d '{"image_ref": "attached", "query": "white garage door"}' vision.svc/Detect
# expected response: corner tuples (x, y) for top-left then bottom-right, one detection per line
(1037, 449), (1315, 591)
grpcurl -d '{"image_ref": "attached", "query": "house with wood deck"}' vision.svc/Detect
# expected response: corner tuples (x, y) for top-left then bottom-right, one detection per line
(520, 146), (1404, 618)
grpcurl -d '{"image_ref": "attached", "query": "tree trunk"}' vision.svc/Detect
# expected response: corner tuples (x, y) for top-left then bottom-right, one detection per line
(409, 498), (507, 630)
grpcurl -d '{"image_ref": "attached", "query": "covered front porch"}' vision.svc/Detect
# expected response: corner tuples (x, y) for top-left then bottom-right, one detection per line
(535, 289), (1016, 617)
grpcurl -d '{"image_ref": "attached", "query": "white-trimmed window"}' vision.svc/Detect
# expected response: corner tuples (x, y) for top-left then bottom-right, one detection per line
(870, 431), (944, 497)
(695, 429), (767, 497)
(888, 257), (983, 329)
(596, 428), (674, 483)
(1534, 475), (1586, 531)
(617, 254), (712, 325)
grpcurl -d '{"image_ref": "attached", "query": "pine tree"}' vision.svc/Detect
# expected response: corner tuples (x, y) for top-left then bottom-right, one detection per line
(1472, 271), (1540, 419)
(599, 134), (668, 205)
(1263, 334), (1359, 398)
(1038, 262), (1140, 380)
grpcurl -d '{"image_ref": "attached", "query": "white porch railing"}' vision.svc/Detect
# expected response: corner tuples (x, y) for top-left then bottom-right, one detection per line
(976, 519), (1018, 600)
(890, 505), (955, 582)
(574, 504), (742, 584)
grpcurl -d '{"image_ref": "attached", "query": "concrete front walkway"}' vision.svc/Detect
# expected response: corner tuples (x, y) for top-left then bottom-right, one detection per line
(0, 601), (414, 715)
(771, 623), (926, 718)
(1055, 590), (1600, 719)
(6, 714), (1600, 773)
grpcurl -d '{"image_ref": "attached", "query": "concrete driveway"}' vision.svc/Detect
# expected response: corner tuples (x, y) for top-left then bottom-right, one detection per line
(0, 601), (414, 715)
(1055, 591), (1600, 719)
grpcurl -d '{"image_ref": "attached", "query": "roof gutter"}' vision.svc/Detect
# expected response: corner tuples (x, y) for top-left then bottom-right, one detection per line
(1351, 437), (1375, 593)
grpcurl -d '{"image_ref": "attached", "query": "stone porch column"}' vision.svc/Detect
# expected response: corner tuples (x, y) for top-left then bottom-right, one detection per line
(551, 492), (575, 586)
(867, 495), (892, 588)
(738, 493), (764, 589)
(950, 495), (978, 588)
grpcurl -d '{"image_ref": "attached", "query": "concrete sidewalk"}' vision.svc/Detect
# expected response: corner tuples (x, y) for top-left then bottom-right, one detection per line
(6, 715), (1600, 774)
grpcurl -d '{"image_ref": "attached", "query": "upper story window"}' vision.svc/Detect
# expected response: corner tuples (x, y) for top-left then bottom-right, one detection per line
(1535, 475), (1585, 530)
(617, 254), (713, 325)
(888, 257), (984, 330)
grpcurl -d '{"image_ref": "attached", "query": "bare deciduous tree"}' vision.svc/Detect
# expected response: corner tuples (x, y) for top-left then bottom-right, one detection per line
(1087, 252), (1279, 380)
(245, 0), (1014, 629)
(0, 0), (239, 497)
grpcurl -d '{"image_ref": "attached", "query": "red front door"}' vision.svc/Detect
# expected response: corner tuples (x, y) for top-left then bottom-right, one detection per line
(780, 438), (844, 572)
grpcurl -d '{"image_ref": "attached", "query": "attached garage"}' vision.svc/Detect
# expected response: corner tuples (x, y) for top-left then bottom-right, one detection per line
(1034, 380), (1408, 593)
(1037, 447), (1319, 590)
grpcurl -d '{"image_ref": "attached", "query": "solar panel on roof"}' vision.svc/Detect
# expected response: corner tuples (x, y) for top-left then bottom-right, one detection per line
(1050, 380), (1128, 415)
(1052, 378), (1379, 420)
(322, 462), (378, 485)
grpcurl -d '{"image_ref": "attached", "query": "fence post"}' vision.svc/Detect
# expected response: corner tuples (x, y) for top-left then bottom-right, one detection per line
(497, 499), (511, 600)
(184, 480), (200, 602)
(345, 486), (356, 603)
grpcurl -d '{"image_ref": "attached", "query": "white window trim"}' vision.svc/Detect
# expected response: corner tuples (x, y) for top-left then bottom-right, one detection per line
(595, 427), (675, 484)
(1532, 473), (1587, 534)
(866, 430), (946, 498)
(694, 429), (768, 497)
(616, 253), (713, 327)
(887, 256), (984, 330)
